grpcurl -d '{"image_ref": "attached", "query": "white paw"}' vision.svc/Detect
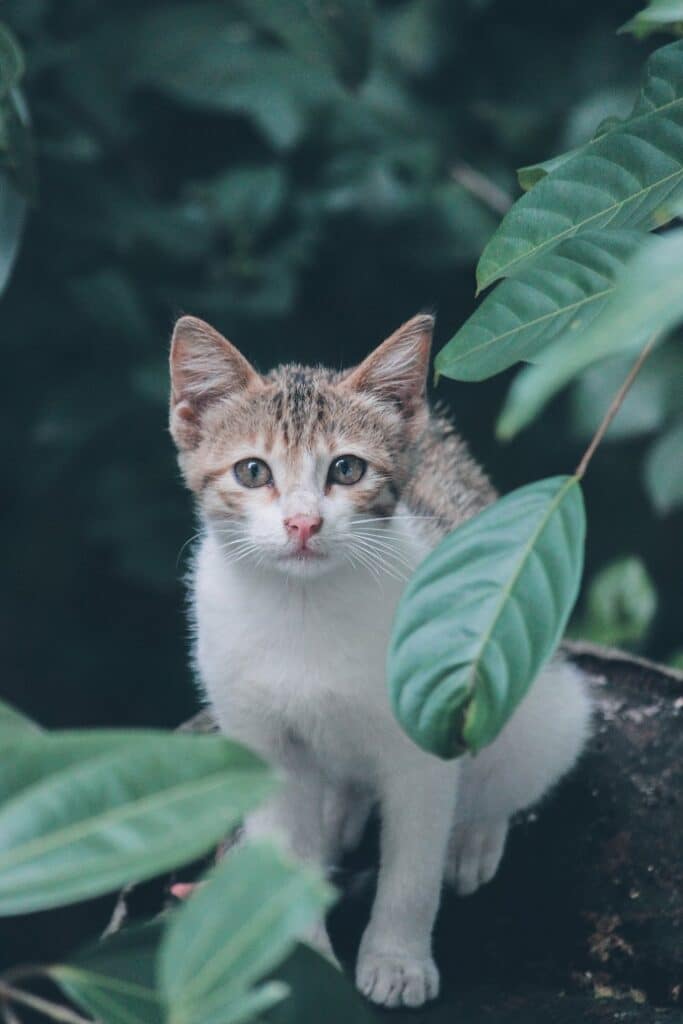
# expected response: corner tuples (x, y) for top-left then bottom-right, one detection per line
(446, 818), (508, 896)
(356, 950), (439, 1007)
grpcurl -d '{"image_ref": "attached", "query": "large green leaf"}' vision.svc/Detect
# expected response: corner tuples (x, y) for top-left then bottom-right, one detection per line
(0, 149), (27, 300)
(159, 841), (333, 1024)
(0, 733), (274, 914)
(0, 698), (41, 738)
(620, 0), (683, 39)
(265, 945), (374, 1024)
(517, 148), (581, 192)
(236, 0), (374, 88)
(477, 41), (683, 291)
(53, 932), (373, 1024)
(644, 417), (683, 512)
(0, 23), (24, 99)
(0, 93), (29, 296)
(497, 227), (683, 438)
(50, 922), (165, 1024)
(388, 476), (586, 758)
(435, 229), (644, 382)
(517, 108), (636, 192)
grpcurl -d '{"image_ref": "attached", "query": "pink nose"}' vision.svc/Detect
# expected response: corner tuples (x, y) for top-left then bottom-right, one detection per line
(284, 514), (323, 547)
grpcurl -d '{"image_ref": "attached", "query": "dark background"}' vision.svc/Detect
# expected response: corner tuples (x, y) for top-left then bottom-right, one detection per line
(2, 0), (682, 740)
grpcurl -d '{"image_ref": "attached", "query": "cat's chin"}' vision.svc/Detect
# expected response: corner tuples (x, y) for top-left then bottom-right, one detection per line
(273, 551), (335, 578)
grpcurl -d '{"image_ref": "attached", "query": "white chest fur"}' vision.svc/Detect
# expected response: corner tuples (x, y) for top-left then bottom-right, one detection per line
(192, 522), (429, 782)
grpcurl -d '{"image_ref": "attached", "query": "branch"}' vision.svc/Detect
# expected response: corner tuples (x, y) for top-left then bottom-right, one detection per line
(575, 334), (659, 480)
(0, 983), (94, 1024)
(451, 162), (512, 216)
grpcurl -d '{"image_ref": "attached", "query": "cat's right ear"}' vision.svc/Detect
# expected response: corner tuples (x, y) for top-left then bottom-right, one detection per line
(169, 316), (260, 449)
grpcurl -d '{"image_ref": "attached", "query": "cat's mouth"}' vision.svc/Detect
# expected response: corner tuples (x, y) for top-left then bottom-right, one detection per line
(279, 548), (326, 561)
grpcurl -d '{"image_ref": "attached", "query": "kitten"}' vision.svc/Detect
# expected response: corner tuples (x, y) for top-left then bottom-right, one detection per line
(169, 313), (591, 1009)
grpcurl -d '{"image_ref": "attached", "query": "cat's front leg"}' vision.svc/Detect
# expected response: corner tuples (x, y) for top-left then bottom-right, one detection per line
(356, 757), (459, 1008)
(243, 768), (338, 961)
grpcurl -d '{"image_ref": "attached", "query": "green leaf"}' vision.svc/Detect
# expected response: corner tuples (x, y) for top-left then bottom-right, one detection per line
(0, 87), (36, 201)
(435, 229), (645, 382)
(644, 417), (683, 512)
(264, 945), (375, 1024)
(0, 147), (26, 298)
(496, 227), (683, 438)
(620, 1), (683, 39)
(571, 556), (657, 646)
(159, 841), (334, 1024)
(0, 698), (41, 738)
(50, 922), (165, 1024)
(0, 23), (24, 99)
(517, 147), (580, 191)
(236, 0), (374, 88)
(388, 476), (586, 757)
(0, 733), (274, 914)
(477, 41), (683, 291)
(517, 103), (638, 192)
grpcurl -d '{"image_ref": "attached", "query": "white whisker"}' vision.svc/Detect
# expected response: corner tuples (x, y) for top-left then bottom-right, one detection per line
(348, 538), (409, 583)
(176, 531), (203, 568)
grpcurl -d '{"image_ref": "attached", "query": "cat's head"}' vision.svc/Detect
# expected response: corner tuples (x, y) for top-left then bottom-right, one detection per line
(169, 313), (433, 577)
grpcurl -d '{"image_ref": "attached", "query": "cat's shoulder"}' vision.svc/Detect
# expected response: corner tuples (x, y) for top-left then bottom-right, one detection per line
(402, 406), (497, 540)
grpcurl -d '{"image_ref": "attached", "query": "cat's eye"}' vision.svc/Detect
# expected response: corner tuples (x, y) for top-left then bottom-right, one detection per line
(234, 458), (273, 488)
(328, 455), (366, 486)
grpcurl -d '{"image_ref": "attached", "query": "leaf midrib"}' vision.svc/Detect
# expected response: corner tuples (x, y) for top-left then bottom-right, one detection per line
(169, 872), (323, 1009)
(0, 769), (260, 874)
(53, 966), (159, 1003)
(460, 478), (577, 712)
(441, 284), (614, 367)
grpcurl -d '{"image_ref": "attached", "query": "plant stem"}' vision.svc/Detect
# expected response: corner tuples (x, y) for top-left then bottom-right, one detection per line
(1, 1000), (23, 1024)
(0, 983), (93, 1024)
(451, 162), (512, 215)
(575, 333), (659, 480)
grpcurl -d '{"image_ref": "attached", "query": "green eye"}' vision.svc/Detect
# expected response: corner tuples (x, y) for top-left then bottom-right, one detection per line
(234, 458), (273, 488)
(328, 455), (366, 486)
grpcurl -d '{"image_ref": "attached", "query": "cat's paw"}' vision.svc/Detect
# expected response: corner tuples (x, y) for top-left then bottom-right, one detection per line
(355, 950), (439, 1007)
(445, 818), (508, 896)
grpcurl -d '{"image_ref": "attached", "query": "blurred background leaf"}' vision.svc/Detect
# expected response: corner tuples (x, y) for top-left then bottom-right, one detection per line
(643, 417), (683, 513)
(620, 0), (683, 38)
(51, 921), (165, 1024)
(569, 555), (657, 647)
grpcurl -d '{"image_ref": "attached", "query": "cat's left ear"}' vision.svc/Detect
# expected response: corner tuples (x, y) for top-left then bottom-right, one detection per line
(169, 315), (261, 450)
(344, 313), (433, 418)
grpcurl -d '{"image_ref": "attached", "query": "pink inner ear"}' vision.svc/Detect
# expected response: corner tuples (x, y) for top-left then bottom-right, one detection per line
(169, 315), (261, 411)
(345, 313), (433, 408)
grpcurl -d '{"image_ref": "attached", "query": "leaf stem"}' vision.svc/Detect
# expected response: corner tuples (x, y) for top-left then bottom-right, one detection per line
(0, 982), (93, 1024)
(451, 162), (513, 216)
(575, 333), (659, 479)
